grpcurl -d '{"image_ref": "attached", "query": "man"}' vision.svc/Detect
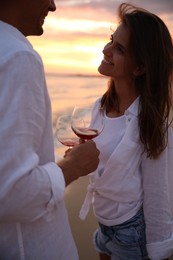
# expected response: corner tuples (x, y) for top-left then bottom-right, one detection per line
(0, 0), (99, 259)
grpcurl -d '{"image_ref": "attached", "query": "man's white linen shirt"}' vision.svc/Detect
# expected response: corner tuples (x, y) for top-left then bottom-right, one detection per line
(80, 98), (173, 260)
(0, 21), (78, 259)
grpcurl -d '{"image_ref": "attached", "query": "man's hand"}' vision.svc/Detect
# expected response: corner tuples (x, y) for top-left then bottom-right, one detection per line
(58, 140), (99, 186)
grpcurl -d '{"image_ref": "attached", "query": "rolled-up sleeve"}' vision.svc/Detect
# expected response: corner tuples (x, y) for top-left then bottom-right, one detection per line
(141, 127), (173, 259)
(0, 50), (65, 222)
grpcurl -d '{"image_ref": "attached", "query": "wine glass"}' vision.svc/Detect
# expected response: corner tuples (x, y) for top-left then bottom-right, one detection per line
(55, 114), (79, 148)
(71, 105), (104, 141)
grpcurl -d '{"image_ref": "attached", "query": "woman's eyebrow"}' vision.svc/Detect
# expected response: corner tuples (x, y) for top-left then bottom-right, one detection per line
(112, 34), (128, 52)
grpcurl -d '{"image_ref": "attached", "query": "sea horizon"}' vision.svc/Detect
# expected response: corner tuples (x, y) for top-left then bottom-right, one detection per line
(46, 71), (106, 78)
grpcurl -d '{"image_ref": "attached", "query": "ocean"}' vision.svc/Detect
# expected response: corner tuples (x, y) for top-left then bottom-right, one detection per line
(46, 73), (108, 126)
(46, 73), (108, 157)
(46, 73), (108, 260)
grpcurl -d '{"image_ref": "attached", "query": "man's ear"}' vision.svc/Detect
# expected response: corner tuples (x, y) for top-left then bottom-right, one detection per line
(133, 65), (145, 77)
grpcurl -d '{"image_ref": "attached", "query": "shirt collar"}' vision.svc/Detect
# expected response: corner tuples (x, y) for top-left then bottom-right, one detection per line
(125, 96), (139, 117)
(0, 20), (33, 50)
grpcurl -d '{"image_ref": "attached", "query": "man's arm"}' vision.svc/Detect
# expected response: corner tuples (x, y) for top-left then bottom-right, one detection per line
(58, 140), (99, 186)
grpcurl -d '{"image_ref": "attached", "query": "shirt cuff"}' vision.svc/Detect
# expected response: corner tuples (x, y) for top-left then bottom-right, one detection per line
(42, 162), (65, 205)
(147, 234), (173, 259)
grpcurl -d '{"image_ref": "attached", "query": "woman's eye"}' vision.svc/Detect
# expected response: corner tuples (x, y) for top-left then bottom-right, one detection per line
(116, 45), (124, 54)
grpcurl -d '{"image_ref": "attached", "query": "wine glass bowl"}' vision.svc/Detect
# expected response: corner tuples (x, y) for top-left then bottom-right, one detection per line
(71, 105), (104, 141)
(55, 115), (79, 148)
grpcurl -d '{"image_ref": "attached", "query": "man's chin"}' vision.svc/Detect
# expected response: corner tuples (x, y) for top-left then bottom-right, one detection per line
(36, 26), (44, 36)
(28, 28), (44, 37)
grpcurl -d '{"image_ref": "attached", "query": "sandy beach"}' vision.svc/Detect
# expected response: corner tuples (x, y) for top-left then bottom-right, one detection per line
(65, 176), (99, 260)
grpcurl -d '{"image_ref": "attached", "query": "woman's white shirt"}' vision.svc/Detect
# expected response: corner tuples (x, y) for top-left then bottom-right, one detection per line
(80, 97), (143, 225)
(80, 97), (173, 259)
(92, 109), (143, 225)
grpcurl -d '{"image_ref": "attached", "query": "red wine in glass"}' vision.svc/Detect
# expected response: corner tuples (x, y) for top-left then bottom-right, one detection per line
(72, 127), (99, 140)
(59, 138), (79, 148)
(55, 115), (79, 148)
(71, 105), (104, 141)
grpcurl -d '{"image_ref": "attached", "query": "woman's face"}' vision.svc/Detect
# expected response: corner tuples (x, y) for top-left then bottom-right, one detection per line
(98, 24), (138, 82)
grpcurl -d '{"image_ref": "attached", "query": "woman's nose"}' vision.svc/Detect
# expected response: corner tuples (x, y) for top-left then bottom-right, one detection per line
(103, 44), (111, 56)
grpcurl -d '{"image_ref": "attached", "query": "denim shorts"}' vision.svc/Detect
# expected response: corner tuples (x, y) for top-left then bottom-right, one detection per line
(93, 209), (150, 260)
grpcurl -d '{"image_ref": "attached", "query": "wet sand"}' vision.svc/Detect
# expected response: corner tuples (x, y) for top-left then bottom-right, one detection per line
(65, 176), (99, 260)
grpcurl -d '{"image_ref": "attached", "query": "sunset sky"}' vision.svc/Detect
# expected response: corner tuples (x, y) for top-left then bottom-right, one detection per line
(29, 0), (173, 75)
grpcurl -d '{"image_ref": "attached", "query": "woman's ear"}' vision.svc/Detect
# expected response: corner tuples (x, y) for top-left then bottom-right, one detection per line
(133, 65), (145, 77)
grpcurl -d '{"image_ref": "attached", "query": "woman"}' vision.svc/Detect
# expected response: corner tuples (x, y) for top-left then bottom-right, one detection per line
(79, 3), (173, 260)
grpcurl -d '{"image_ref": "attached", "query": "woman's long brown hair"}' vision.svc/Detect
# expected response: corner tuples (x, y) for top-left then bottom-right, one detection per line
(101, 3), (173, 159)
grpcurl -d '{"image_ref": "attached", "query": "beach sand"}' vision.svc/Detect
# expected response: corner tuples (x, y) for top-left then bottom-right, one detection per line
(65, 176), (99, 260)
